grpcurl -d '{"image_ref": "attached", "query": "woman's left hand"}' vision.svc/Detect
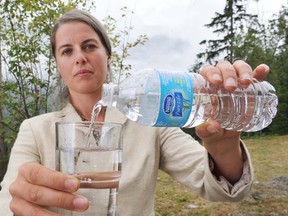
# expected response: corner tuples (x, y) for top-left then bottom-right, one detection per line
(195, 60), (269, 183)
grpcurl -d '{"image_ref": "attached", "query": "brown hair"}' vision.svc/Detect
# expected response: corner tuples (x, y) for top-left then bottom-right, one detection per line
(51, 9), (113, 82)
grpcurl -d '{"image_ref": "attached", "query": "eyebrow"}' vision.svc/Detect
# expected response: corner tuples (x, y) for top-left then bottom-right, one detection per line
(82, 38), (99, 45)
(57, 38), (99, 52)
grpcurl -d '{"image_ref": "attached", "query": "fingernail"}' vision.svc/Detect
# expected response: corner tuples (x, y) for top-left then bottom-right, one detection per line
(261, 64), (269, 72)
(65, 178), (78, 191)
(207, 125), (219, 134)
(225, 77), (237, 87)
(241, 73), (251, 81)
(212, 73), (222, 81)
(73, 197), (89, 210)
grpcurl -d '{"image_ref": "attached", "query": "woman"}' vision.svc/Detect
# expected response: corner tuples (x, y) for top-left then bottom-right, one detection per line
(0, 9), (269, 215)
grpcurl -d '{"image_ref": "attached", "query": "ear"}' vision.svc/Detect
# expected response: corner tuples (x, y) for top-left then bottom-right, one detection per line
(107, 55), (112, 64)
(57, 67), (62, 75)
(54, 59), (60, 72)
(56, 66), (63, 78)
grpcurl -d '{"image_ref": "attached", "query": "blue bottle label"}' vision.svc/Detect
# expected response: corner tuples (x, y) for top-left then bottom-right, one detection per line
(154, 70), (193, 127)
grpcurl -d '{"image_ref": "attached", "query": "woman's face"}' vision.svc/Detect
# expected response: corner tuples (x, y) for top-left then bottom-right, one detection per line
(55, 22), (110, 96)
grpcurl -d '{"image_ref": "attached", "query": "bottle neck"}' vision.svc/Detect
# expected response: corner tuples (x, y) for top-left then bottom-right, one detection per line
(101, 82), (119, 107)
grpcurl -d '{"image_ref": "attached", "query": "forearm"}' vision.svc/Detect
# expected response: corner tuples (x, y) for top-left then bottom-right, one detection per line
(206, 140), (244, 184)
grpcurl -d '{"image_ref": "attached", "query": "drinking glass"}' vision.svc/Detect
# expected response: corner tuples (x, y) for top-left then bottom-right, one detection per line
(55, 121), (123, 216)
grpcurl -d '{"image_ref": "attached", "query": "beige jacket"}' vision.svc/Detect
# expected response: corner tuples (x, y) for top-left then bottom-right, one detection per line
(0, 103), (253, 215)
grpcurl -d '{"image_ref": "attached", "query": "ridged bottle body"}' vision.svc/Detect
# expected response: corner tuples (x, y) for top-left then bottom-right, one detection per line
(101, 69), (278, 132)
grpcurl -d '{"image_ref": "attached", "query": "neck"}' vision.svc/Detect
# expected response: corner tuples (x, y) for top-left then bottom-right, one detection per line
(69, 93), (105, 121)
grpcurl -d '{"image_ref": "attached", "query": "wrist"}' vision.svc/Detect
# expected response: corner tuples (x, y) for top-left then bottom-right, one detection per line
(208, 141), (244, 184)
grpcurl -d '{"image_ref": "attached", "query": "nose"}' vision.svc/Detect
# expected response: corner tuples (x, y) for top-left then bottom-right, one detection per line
(75, 51), (87, 65)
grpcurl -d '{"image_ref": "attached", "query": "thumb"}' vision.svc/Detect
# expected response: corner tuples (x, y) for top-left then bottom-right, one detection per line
(195, 119), (224, 141)
(252, 64), (269, 81)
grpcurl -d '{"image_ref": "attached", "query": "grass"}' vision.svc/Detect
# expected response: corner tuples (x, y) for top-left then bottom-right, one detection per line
(155, 135), (288, 216)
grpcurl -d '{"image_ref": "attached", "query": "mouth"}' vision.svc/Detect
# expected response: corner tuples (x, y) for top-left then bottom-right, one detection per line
(74, 69), (93, 77)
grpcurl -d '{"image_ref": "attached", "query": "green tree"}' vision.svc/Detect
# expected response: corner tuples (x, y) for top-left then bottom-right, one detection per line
(187, 0), (259, 138)
(102, 7), (148, 80)
(0, 0), (148, 161)
(193, 0), (258, 70)
(264, 5), (288, 134)
(233, 4), (288, 135)
(188, 1), (288, 136)
(0, 0), (79, 156)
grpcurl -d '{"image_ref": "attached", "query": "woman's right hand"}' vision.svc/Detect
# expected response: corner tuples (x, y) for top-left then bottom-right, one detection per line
(9, 163), (89, 215)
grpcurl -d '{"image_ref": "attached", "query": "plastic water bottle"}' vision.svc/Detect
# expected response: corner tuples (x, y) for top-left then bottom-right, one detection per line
(101, 69), (278, 132)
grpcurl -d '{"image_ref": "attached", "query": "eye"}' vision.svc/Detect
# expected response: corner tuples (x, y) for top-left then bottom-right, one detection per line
(84, 44), (97, 50)
(62, 48), (72, 56)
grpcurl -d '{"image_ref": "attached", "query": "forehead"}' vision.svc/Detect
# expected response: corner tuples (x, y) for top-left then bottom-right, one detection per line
(55, 22), (100, 44)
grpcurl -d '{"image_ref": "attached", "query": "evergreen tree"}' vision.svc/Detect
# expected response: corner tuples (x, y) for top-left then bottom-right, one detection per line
(266, 5), (288, 135)
(228, 4), (288, 135)
(193, 0), (258, 70)
(189, 0), (288, 136)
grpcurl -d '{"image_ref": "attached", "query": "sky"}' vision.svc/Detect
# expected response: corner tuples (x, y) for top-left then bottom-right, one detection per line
(93, 0), (288, 73)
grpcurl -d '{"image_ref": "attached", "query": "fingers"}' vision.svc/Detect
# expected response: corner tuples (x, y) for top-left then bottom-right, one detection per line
(9, 163), (89, 215)
(19, 163), (79, 192)
(232, 60), (253, 86)
(195, 119), (240, 142)
(252, 64), (269, 81)
(195, 119), (223, 140)
(10, 180), (88, 210)
(195, 120), (241, 152)
(200, 60), (257, 92)
(199, 64), (223, 85)
(10, 197), (60, 216)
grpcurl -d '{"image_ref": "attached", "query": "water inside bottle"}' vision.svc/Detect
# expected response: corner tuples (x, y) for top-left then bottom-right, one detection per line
(184, 81), (278, 132)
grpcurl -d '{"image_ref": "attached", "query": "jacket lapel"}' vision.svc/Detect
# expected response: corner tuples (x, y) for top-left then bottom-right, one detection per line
(57, 103), (82, 122)
(104, 107), (127, 125)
